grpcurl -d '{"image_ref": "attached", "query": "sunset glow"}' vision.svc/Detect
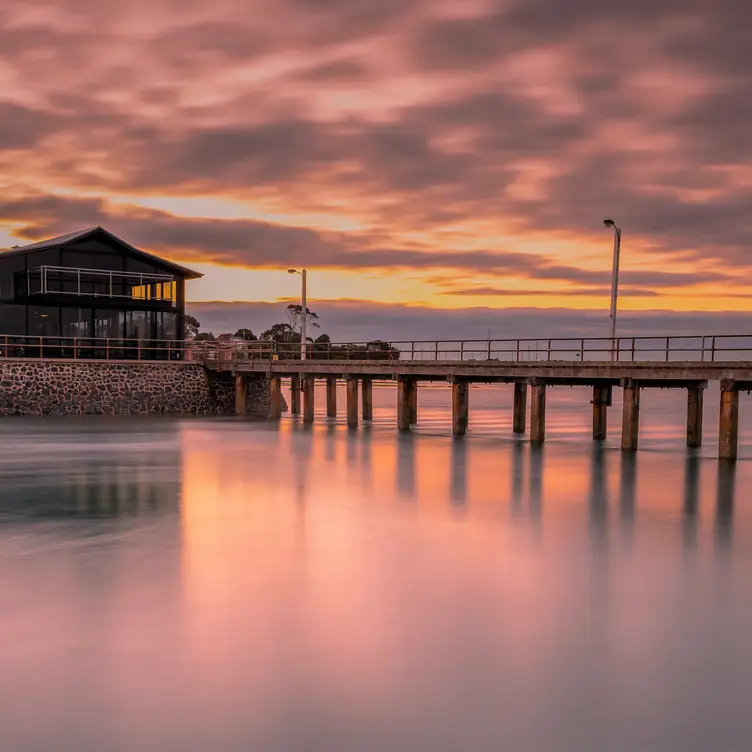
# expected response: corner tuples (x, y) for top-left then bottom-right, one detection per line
(1, 0), (749, 331)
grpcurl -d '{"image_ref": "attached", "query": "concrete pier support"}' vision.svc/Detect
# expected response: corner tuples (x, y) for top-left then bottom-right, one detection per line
(513, 382), (527, 435)
(397, 379), (412, 431)
(346, 378), (359, 428)
(235, 375), (247, 415)
(530, 383), (546, 444)
(621, 381), (641, 451)
(409, 380), (418, 425)
(452, 380), (469, 437)
(719, 380), (739, 460)
(362, 378), (373, 421)
(270, 377), (282, 420)
(592, 384), (611, 440)
(302, 377), (315, 423)
(290, 375), (301, 416)
(687, 385), (705, 448)
(326, 376), (337, 418)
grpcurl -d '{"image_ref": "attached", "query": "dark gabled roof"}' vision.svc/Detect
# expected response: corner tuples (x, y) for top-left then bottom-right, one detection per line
(1, 226), (203, 279)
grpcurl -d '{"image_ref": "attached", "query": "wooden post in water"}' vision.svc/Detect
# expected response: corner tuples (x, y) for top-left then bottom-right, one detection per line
(687, 384), (705, 448)
(592, 384), (611, 440)
(362, 378), (373, 421)
(513, 382), (527, 434)
(530, 383), (546, 444)
(270, 377), (282, 420)
(397, 379), (412, 431)
(326, 376), (337, 418)
(290, 375), (301, 416)
(621, 381), (640, 451)
(719, 379), (739, 460)
(302, 377), (315, 423)
(346, 378), (359, 428)
(409, 380), (418, 425)
(235, 375), (247, 416)
(451, 380), (469, 437)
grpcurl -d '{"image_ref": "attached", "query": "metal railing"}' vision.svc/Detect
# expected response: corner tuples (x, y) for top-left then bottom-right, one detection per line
(25, 266), (177, 302)
(1, 334), (751, 364)
(191, 334), (752, 365)
(0, 335), (186, 361)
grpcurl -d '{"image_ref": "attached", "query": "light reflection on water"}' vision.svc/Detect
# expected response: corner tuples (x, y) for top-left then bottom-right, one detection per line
(0, 384), (751, 751)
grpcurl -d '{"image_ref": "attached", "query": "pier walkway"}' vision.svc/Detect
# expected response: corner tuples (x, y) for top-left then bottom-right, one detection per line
(199, 334), (752, 461)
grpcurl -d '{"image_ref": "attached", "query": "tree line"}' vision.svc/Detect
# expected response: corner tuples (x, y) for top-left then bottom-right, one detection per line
(185, 305), (398, 360)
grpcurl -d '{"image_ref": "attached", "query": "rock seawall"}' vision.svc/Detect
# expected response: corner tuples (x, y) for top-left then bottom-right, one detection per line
(0, 360), (274, 417)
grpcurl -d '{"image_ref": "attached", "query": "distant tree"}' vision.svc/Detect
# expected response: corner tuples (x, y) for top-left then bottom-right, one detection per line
(194, 331), (216, 342)
(315, 333), (331, 344)
(234, 328), (258, 341)
(184, 315), (201, 339)
(261, 323), (296, 342)
(286, 304), (320, 334)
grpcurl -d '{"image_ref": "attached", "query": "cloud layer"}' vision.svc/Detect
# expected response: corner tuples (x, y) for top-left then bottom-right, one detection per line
(1, 0), (749, 315)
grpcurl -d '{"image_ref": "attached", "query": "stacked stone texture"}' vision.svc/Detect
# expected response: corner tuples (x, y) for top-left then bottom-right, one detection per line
(0, 361), (274, 417)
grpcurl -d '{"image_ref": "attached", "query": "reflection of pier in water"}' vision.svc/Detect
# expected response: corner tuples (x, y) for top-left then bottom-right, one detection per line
(0, 446), (182, 519)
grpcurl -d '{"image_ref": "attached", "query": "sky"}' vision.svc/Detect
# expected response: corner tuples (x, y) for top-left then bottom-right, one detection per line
(0, 0), (750, 340)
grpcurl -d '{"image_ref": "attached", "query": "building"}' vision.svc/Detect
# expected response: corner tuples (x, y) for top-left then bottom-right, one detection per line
(0, 226), (202, 358)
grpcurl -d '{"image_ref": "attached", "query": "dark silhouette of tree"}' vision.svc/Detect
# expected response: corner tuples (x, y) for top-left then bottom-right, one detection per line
(184, 315), (201, 339)
(286, 304), (320, 333)
(261, 323), (296, 342)
(234, 328), (258, 341)
(194, 331), (216, 342)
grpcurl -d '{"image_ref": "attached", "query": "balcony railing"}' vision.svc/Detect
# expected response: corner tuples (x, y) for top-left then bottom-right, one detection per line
(0, 335), (185, 360)
(23, 266), (177, 302)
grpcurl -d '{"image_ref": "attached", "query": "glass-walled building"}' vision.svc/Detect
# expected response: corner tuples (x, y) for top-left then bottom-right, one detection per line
(0, 226), (202, 358)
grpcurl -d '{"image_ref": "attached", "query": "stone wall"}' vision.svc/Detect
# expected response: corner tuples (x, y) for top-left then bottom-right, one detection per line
(0, 360), (276, 417)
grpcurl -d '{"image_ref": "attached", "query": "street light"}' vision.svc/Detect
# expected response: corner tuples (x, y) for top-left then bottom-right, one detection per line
(288, 268), (307, 360)
(604, 219), (622, 362)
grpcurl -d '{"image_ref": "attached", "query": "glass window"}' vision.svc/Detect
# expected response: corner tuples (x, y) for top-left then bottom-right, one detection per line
(62, 308), (91, 337)
(29, 306), (60, 337)
(156, 312), (178, 340)
(94, 310), (124, 339)
(125, 310), (152, 340)
(0, 303), (27, 335)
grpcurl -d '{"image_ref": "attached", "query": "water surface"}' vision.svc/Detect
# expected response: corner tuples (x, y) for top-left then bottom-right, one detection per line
(1, 384), (751, 751)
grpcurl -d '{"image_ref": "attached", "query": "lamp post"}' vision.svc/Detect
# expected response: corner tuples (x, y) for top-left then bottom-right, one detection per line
(288, 268), (307, 360)
(604, 219), (622, 362)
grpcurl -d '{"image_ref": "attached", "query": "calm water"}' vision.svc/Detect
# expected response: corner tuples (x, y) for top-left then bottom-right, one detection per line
(1, 384), (751, 751)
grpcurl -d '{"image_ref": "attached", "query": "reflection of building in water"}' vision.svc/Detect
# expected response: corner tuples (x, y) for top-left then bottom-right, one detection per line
(0, 445), (182, 519)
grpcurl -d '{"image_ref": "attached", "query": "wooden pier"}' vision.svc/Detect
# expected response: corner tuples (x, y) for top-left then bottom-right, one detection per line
(214, 355), (752, 461)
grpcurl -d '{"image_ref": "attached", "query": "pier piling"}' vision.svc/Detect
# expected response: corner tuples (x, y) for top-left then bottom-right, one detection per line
(719, 380), (739, 460)
(592, 384), (611, 440)
(409, 380), (418, 425)
(346, 378), (359, 428)
(326, 376), (337, 418)
(290, 375), (301, 416)
(270, 377), (282, 419)
(530, 383), (546, 444)
(621, 381), (640, 451)
(513, 382), (527, 435)
(686, 385), (705, 448)
(362, 378), (373, 421)
(452, 380), (469, 437)
(303, 377), (315, 423)
(398, 379), (412, 431)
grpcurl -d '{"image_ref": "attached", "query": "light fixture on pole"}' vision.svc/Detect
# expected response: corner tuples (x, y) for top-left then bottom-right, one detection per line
(287, 268), (307, 360)
(603, 219), (622, 362)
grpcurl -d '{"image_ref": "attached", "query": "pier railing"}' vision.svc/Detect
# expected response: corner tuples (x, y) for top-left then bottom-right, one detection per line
(0, 334), (751, 363)
(194, 334), (752, 365)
